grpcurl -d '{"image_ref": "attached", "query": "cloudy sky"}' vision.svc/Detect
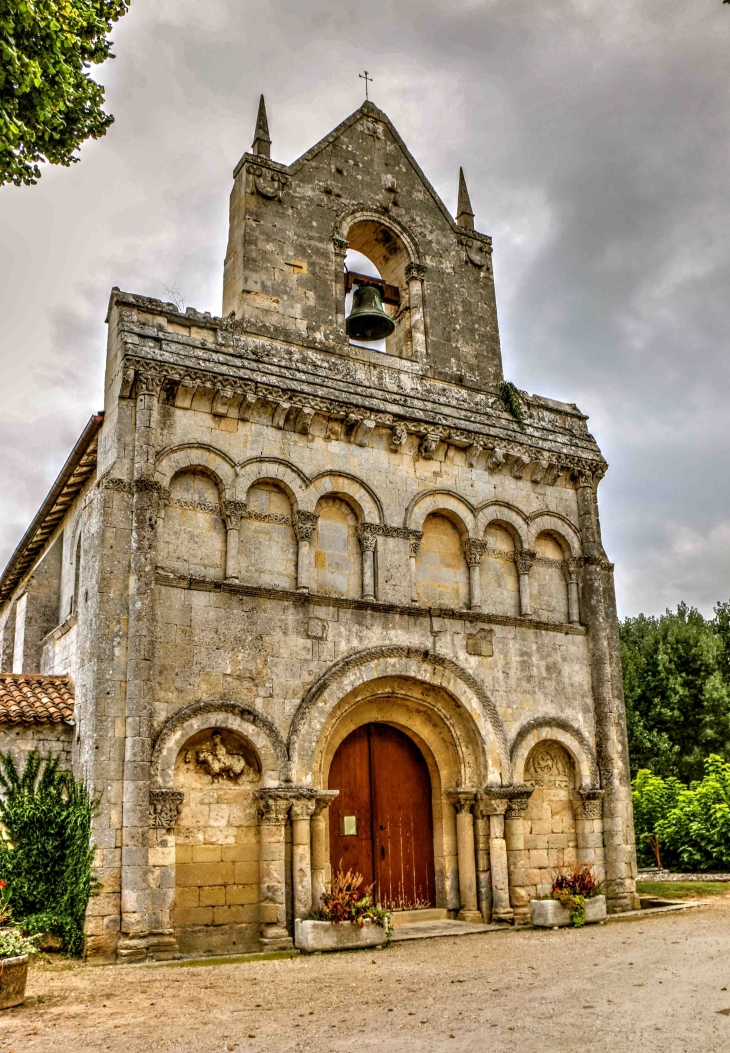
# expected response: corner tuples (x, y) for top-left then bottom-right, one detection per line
(1, 0), (729, 619)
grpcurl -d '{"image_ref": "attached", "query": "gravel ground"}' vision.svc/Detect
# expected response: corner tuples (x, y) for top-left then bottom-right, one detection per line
(4, 900), (730, 1053)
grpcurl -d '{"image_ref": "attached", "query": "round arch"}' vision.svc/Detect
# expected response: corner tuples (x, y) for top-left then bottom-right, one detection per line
(151, 700), (289, 788)
(334, 208), (423, 274)
(307, 472), (383, 525)
(510, 717), (599, 790)
(476, 502), (530, 550)
(154, 444), (237, 496)
(287, 646), (510, 785)
(404, 490), (478, 537)
(234, 458), (309, 509)
(527, 513), (582, 558)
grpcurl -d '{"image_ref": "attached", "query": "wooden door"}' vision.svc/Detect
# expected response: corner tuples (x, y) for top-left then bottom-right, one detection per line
(328, 723), (436, 908)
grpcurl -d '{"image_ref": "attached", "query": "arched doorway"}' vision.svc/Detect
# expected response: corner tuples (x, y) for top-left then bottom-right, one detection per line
(328, 722), (436, 909)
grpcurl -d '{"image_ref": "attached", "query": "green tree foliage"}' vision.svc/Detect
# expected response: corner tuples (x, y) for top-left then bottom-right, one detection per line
(0, 750), (99, 955)
(655, 756), (730, 871)
(631, 769), (683, 868)
(0, 0), (129, 186)
(620, 602), (730, 782)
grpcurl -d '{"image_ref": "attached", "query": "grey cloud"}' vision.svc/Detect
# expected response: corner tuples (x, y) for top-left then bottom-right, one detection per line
(1, 0), (729, 616)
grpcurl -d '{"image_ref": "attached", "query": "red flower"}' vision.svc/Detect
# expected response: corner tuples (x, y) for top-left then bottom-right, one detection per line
(0, 881), (6, 888)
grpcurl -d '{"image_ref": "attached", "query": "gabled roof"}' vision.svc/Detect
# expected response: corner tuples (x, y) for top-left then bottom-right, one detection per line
(0, 674), (75, 725)
(0, 413), (104, 606)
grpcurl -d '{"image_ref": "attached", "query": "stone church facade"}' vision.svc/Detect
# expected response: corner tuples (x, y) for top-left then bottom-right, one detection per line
(0, 98), (638, 963)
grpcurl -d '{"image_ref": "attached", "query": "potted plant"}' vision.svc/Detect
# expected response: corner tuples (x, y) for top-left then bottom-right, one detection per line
(0, 881), (41, 1010)
(295, 869), (392, 953)
(530, 866), (607, 928)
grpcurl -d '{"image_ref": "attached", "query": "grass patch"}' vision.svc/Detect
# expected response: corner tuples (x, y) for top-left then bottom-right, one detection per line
(636, 880), (730, 899)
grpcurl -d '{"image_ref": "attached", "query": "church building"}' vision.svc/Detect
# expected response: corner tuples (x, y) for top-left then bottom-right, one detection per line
(0, 97), (638, 962)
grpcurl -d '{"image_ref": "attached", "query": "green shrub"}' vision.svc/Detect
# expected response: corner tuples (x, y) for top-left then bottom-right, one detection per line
(631, 769), (684, 868)
(656, 755), (730, 871)
(0, 751), (100, 956)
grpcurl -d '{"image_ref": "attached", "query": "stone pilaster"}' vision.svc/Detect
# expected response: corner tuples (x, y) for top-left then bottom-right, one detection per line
(573, 788), (607, 880)
(118, 371), (163, 961)
(503, 785), (533, 922)
(473, 796), (492, 922)
(574, 471), (638, 911)
(290, 797), (317, 920)
(479, 790), (513, 923)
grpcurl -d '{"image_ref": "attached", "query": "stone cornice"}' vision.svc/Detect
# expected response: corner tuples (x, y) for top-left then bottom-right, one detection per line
(154, 568), (588, 636)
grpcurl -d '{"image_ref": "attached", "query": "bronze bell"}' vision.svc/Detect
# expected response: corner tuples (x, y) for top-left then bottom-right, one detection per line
(346, 283), (395, 342)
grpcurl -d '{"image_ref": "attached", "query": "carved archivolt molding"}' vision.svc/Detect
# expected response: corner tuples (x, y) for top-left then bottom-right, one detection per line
(510, 717), (600, 790)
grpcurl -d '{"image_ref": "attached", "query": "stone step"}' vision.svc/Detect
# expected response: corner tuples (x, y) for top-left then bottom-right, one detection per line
(390, 908), (450, 926)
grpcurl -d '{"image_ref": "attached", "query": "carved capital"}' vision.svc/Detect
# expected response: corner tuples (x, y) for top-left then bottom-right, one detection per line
(572, 469), (595, 489)
(332, 236), (350, 258)
(405, 262), (426, 283)
(563, 557), (582, 584)
(134, 478), (168, 500)
(463, 538), (485, 568)
(290, 798), (317, 822)
(476, 788), (510, 817)
(313, 789), (339, 818)
(222, 499), (247, 530)
(504, 785), (533, 820)
(256, 792), (291, 826)
(408, 530), (424, 558)
(149, 789), (184, 829)
(358, 523), (378, 552)
(136, 370), (164, 399)
(575, 788), (605, 820)
(293, 510), (319, 543)
(447, 789), (477, 813)
(515, 550), (536, 576)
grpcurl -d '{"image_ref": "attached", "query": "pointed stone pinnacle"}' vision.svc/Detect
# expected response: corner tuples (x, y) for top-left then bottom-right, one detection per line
(456, 167), (475, 230)
(252, 94), (271, 159)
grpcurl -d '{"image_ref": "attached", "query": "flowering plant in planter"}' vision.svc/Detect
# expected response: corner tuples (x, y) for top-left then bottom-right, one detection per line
(0, 881), (40, 961)
(307, 869), (391, 930)
(549, 866), (601, 927)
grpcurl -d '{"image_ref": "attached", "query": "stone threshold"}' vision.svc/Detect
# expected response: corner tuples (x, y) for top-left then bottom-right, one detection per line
(391, 920), (504, 942)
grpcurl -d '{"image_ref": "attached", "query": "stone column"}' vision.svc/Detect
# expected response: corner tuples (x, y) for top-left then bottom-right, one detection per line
(503, 786), (533, 923)
(447, 790), (482, 923)
(310, 790), (339, 911)
(257, 791), (294, 950)
(409, 533), (421, 603)
(574, 789), (606, 880)
(479, 791), (513, 923)
(515, 550), (535, 618)
(463, 539), (484, 611)
(574, 470), (638, 911)
(293, 511), (319, 594)
(147, 789), (184, 960)
(358, 525), (377, 602)
(223, 501), (245, 582)
(333, 235), (349, 337)
(290, 797), (317, 920)
(473, 797), (492, 922)
(405, 262), (427, 360)
(118, 370), (165, 962)
(564, 557), (581, 626)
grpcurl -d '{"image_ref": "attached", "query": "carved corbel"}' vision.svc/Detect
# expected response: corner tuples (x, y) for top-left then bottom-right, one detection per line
(239, 392), (258, 421)
(212, 388), (233, 416)
(295, 407), (315, 435)
(272, 402), (291, 429)
(174, 379), (198, 409)
(508, 452), (531, 479)
(419, 433), (441, 459)
(149, 789), (184, 829)
(544, 463), (562, 486)
(353, 419), (376, 447)
(486, 448), (506, 472)
(120, 365), (136, 399)
(390, 423), (408, 451)
(466, 444), (483, 468)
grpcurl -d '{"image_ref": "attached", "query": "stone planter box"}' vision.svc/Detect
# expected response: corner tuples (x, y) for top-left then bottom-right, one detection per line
(295, 919), (388, 953)
(530, 895), (607, 928)
(0, 955), (29, 1010)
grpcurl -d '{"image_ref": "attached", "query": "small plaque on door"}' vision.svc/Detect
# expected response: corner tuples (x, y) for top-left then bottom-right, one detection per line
(343, 815), (357, 836)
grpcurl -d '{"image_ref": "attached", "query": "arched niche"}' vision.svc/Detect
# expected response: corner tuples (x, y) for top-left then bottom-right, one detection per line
(239, 479), (297, 591)
(520, 740), (578, 899)
(172, 726), (263, 957)
(532, 531), (569, 624)
(313, 494), (362, 599)
(481, 521), (520, 618)
(416, 511), (470, 609)
(159, 469), (226, 580)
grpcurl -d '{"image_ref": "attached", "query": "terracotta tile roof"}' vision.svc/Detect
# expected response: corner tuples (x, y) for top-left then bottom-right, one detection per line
(0, 675), (75, 726)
